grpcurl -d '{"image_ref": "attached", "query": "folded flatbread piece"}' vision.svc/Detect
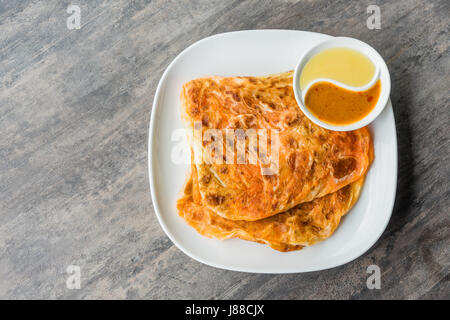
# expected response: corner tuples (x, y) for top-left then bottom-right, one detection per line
(181, 71), (373, 221)
(177, 164), (365, 251)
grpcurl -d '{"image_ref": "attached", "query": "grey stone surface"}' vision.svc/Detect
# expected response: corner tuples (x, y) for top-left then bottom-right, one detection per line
(0, 0), (448, 299)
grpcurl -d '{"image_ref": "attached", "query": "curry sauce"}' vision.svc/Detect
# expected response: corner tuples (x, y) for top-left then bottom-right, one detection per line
(304, 80), (381, 125)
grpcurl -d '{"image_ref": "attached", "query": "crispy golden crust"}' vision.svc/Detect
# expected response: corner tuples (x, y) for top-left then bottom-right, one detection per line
(181, 71), (373, 221)
(177, 164), (364, 252)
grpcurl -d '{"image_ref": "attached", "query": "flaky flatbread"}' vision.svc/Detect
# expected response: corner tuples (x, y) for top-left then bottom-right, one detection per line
(177, 164), (364, 252)
(181, 71), (373, 221)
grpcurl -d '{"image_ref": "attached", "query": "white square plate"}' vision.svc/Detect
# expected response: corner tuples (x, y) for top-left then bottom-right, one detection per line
(148, 30), (397, 273)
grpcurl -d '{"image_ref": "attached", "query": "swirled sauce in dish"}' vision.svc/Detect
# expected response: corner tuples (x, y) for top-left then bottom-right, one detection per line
(304, 80), (381, 125)
(300, 47), (380, 125)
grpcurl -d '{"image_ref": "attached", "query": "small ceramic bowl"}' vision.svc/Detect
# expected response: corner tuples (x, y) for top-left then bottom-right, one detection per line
(293, 37), (391, 131)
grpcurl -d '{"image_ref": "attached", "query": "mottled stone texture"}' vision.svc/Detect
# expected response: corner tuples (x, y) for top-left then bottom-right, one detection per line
(0, 0), (448, 299)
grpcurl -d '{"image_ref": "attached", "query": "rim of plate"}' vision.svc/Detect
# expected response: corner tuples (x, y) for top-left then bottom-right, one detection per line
(148, 30), (397, 273)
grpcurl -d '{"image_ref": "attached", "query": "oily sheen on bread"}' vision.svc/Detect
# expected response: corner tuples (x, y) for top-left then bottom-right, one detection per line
(181, 71), (373, 221)
(177, 164), (364, 252)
